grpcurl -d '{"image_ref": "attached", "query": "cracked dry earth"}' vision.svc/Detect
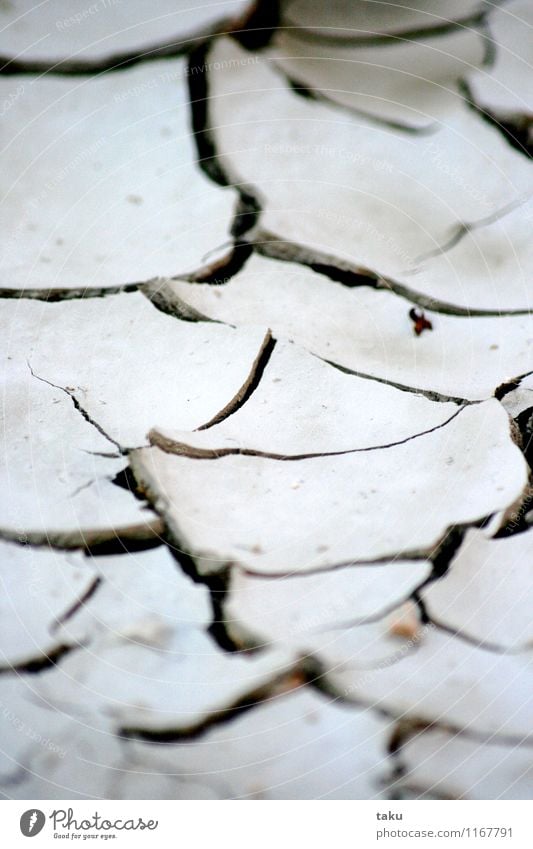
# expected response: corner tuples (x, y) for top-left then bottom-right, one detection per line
(0, 0), (532, 801)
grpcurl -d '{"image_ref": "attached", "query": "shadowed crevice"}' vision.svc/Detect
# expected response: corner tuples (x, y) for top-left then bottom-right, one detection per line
(187, 40), (263, 241)
(231, 0), (281, 51)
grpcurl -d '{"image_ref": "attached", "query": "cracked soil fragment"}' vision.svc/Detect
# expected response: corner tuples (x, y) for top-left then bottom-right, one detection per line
(206, 36), (531, 279)
(272, 7), (487, 128)
(131, 400), (528, 575)
(1, 686), (392, 800)
(1, 0), (533, 803)
(223, 561), (432, 679)
(0, 0), (248, 70)
(149, 336), (461, 457)
(167, 254), (533, 401)
(1, 336), (157, 542)
(0, 58), (236, 291)
(54, 546), (212, 646)
(421, 528), (533, 651)
(12, 293), (272, 448)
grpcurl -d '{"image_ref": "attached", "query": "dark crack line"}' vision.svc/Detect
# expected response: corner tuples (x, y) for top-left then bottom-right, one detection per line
(0, 256), (254, 305)
(407, 521), (531, 655)
(131, 281), (481, 405)
(459, 78), (533, 159)
(412, 195), (532, 264)
(0, 38), (193, 77)
(277, 7), (493, 48)
(110, 465), (150, 502)
(69, 478), (96, 499)
(133, 444), (523, 676)
(0, 283), (139, 302)
(120, 487), (244, 655)
(186, 36), (523, 314)
(388, 717), (533, 783)
(0, 642), (82, 676)
(322, 356), (474, 405)
(187, 40), (262, 223)
(50, 577), (102, 634)
(386, 781), (458, 801)
(28, 362), (124, 454)
(196, 330), (276, 430)
(83, 449), (122, 459)
(150, 405), (466, 461)
(130, 450), (440, 586)
(141, 277), (524, 410)
(26, 379), (157, 466)
(231, 0), (281, 52)
(0, 12), (249, 77)
(186, 38), (298, 291)
(478, 14), (498, 70)
(0, 519), (165, 554)
(131, 454), (300, 652)
(311, 588), (429, 636)
(306, 661), (533, 747)
(494, 370), (533, 401)
(422, 525), (467, 582)
(253, 235), (533, 317)
(237, 549), (431, 580)
(186, 21), (528, 299)
(84, 526), (165, 557)
(493, 441), (533, 539)
(421, 614), (531, 656)
(183, 240), (254, 285)
(118, 659), (313, 742)
(150, 525), (240, 654)
(233, 520), (498, 582)
(512, 408), (533, 470)
(254, 232), (379, 287)
(0, 41), (259, 305)
(134, 465), (449, 585)
(272, 62), (437, 135)
(117, 640), (529, 749)
(238, 587), (427, 647)
(205, 570), (243, 654)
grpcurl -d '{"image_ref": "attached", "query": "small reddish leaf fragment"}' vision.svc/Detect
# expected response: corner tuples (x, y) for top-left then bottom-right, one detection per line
(409, 308), (433, 336)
